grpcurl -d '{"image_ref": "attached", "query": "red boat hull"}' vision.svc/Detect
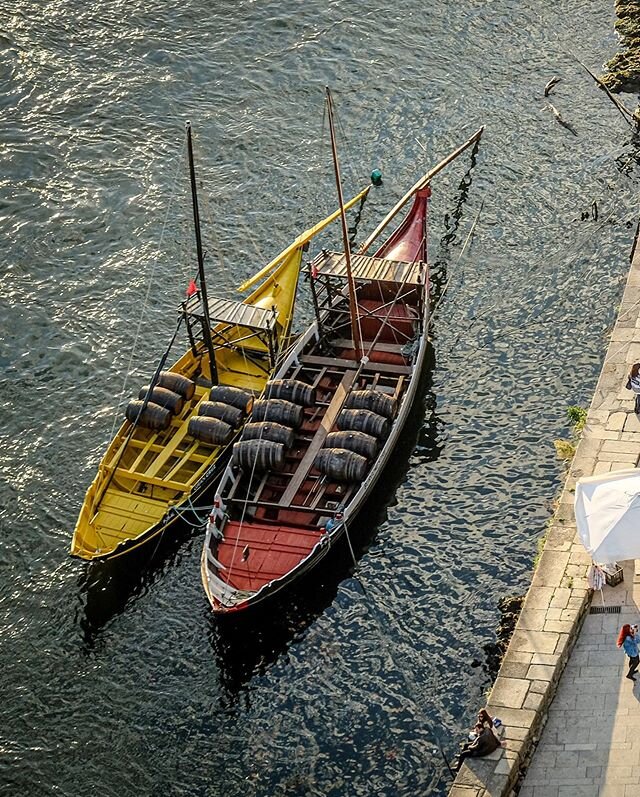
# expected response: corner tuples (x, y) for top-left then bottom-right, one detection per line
(202, 189), (431, 613)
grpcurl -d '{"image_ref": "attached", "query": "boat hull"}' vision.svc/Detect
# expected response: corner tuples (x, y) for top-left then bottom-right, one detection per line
(71, 190), (374, 562)
(75, 450), (229, 561)
(202, 305), (430, 613)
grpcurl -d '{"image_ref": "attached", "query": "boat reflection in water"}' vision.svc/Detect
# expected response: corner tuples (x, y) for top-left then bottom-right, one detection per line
(76, 518), (196, 647)
(207, 354), (439, 697)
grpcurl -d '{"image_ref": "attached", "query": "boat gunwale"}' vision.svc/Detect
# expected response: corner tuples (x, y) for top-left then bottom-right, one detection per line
(203, 295), (431, 611)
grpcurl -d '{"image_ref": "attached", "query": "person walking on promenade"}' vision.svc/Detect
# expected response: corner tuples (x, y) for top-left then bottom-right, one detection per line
(617, 623), (640, 681)
(625, 363), (640, 414)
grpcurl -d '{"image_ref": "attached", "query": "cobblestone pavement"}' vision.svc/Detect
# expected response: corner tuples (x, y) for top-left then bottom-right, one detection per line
(519, 565), (640, 797)
(449, 240), (640, 797)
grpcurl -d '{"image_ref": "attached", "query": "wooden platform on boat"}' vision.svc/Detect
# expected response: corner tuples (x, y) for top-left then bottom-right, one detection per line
(299, 353), (412, 376)
(312, 250), (424, 285)
(184, 295), (276, 330)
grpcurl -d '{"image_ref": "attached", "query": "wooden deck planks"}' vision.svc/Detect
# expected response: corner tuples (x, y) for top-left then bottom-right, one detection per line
(278, 370), (356, 506)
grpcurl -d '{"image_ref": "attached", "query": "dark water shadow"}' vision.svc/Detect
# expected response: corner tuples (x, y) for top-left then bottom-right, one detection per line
(208, 346), (443, 699)
(430, 136), (482, 292)
(75, 516), (201, 649)
(615, 131), (640, 179)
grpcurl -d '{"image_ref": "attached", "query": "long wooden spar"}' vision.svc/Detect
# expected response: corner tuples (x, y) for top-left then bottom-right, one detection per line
(325, 86), (363, 362)
(358, 125), (485, 254)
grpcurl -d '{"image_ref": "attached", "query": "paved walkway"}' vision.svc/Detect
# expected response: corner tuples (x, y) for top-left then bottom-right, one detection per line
(516, 239), (640, 796)
(519, 563), (640, 797)
(449, 234), (640, 797)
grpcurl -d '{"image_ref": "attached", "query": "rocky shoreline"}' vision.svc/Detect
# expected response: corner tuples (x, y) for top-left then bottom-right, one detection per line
(602, 0), (640, 93)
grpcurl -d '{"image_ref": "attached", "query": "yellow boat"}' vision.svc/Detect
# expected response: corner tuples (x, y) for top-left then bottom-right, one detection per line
(71, 124), (369, 561)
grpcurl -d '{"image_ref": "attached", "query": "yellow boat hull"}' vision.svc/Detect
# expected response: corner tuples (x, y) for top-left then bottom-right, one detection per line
(71, 187), (370, 560)
(71, 254), (299, 560)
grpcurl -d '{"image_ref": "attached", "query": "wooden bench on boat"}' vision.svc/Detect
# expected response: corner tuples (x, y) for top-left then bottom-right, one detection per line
(298, 353), (412, 376)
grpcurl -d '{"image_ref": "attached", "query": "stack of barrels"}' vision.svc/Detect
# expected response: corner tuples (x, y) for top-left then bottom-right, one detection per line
(188, 385), (254, 447)
(126, 371), (197, 432)
(232, 379), (316, 472)
(314, 389), (398, 483)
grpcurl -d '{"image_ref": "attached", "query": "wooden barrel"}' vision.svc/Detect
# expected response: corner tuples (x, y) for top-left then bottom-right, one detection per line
(157, 370), (196, 401)
(241, 421), (295, 449)
(314, 448), (368, 483)
(209, 385), (254, 414)
(324, 430), (378, 460)
(125, 400), (171, 431)
(138, 386), (184, 415)
(345, 389), (397, 419)
(252, 399), (304, 428)
(188, 416), (234, 446)
(337, 409), (390, 440)
(198, 401), (244, 428)
(264, 379), (316, 407)
(232, 439), (286, 472)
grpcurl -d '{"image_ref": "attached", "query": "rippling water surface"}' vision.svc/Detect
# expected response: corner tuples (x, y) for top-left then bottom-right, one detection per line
(2, 1), (639, 794)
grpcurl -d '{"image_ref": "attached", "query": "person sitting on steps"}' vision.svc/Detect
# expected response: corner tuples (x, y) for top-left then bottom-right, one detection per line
(468, 708), (494, 741)
(455, 724), (501, 771)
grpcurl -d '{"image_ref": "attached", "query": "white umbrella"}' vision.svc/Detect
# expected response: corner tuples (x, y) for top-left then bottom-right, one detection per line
(575, 468), (640, 564)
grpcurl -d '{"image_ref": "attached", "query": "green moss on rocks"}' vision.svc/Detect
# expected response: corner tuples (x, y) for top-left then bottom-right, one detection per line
(602, 0), (640, 93)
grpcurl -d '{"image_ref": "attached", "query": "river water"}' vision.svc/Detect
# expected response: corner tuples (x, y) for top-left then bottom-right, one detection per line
(2, 1), (639, 795)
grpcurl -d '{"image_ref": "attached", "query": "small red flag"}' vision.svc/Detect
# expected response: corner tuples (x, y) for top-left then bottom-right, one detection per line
(186, 279), (198, 297)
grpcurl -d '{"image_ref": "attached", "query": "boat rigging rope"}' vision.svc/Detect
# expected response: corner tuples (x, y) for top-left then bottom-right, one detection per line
(189, 131), (236, 297)
(92, 314), (185, 515)
(356, 234), (426, 367)
(431, 197), (485, 323)
(334, 100), (360, 204)
(223, 413), (268, 599)
(234, 205), (269, 275)
(168, 496), (213, 527)
(340, 518), (365, 594)
(108, 135), (187, 443)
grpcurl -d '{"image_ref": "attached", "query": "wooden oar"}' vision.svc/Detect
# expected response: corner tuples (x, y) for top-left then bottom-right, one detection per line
(357, 125), (485, 254)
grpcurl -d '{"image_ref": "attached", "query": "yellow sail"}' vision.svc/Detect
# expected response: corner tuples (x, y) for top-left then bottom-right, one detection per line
(238, 185), (370, 292)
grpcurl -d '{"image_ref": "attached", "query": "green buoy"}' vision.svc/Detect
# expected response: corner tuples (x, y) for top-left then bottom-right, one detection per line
(370, 168), (383, 186)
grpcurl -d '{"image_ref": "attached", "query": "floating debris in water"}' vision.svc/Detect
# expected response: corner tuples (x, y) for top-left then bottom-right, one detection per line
(548, 103), (578, 136)
(544, 76), (561, 96)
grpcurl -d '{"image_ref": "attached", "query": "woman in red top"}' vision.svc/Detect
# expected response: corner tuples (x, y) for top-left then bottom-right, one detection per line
(617, 623), (640, 681)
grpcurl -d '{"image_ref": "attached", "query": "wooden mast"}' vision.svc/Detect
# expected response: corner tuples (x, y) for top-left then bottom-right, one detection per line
(325, 87), (363, 362)
(186, 121), (218, 383)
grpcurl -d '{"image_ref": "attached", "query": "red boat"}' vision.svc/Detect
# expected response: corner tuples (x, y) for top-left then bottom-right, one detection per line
(201, 103), (484, 613)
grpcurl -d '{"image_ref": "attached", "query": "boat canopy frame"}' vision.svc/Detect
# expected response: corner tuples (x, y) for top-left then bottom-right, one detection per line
(312, 249), (425, 286)
(306, 249), (427, 347)
(181, 291), (279, 367)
